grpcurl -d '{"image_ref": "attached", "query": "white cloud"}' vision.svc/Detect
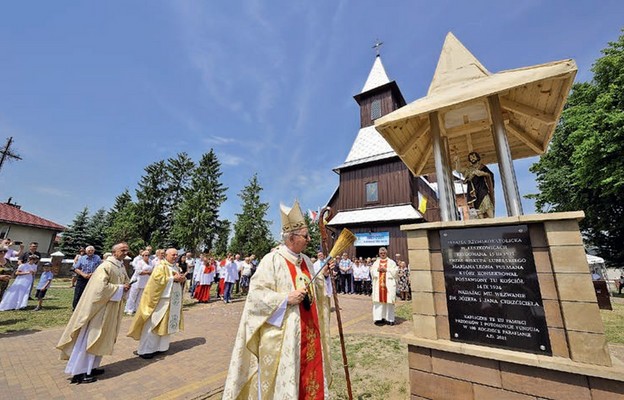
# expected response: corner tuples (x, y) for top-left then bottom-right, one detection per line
(34, 187), (72, 198)
(219, 152), (244, 166)
(202, 135), (237, 146)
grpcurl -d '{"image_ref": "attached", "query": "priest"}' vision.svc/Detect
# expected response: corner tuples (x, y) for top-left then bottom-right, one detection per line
(56, 242), (131, 384)
(223, 200), (332, 400)
(127, 248), (185, 359)
(370, 247), (399, 325)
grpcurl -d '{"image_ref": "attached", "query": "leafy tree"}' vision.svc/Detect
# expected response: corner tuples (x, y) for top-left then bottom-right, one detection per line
(86, 208), (107, 254)
(213, 219), (231, 257)
(229, 174), (273, 257)
(105, 190), (143, 254)
(170, 150), (227, 252)
(135, 161), (168, 248)
(529, 30), (624, 266)
(60, 207), (91, 256)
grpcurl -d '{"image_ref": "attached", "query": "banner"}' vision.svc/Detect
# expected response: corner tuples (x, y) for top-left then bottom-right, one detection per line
(354, 232), (389, 246)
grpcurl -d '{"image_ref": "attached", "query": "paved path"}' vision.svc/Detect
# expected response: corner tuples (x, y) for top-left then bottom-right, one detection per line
(0, 294), (412, 399)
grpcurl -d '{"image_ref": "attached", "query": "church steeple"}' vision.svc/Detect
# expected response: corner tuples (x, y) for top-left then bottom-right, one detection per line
(354, 47), (406, 129)
(361, 55), (391, 93)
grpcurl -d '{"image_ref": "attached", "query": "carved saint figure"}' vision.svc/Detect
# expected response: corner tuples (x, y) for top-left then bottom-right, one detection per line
(457, 151), (495, 219)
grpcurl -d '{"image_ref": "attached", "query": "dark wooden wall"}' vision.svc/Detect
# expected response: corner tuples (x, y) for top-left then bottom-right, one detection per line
(359, 91), (399, 128)
(339, 158), (412, 210)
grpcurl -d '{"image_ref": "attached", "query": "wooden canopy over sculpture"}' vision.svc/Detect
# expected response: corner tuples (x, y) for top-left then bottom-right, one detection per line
(375, 33), (577, 220)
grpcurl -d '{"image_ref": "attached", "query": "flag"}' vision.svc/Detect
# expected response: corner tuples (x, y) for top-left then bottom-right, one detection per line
(418, 192), (428, 214)
(308, 209), (318, 221)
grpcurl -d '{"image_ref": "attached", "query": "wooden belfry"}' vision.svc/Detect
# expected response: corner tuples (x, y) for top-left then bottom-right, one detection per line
(375, 33), (576, 220)
(372, 33), (624, 399)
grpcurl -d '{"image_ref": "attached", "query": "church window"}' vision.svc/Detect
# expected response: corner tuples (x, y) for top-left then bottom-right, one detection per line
(371, 99), (382, 120)
(366, 182), (379, 203)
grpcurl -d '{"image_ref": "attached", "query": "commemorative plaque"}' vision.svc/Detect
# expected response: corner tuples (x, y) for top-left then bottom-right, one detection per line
(441, 224), (551, 355)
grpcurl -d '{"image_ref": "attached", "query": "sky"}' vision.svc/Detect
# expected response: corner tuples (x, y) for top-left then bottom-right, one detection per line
(0, 1), (622, 239)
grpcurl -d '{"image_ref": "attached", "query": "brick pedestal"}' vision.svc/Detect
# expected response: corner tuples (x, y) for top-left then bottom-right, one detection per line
(403, 212), (624, 400)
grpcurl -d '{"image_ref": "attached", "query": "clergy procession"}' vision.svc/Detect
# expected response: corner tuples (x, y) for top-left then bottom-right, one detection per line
(12, 200), (405, 392)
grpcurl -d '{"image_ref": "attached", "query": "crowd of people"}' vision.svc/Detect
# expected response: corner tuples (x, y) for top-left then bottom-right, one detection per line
(315, 250), (412, 302)
(0, 239), (53, 312)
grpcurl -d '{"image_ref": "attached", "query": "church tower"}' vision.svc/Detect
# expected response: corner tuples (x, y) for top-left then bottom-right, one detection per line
(325, 49), (440, 261)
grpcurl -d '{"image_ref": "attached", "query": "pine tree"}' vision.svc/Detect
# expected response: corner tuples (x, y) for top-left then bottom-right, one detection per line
(170, 150), (227, 252)
(135, 161), (168, 248)
(105, 190), (143, 254)
(229, 174), (274, 258)
(213, 219), (231, 257)
(60, 207), (91, 256)
(162, 152), (195, 246)
(86, 208), (107, 255)
(303, 213), (321, 259)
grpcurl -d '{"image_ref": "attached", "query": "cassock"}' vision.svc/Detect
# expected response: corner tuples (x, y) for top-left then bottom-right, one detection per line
(370, 257), (398, 323)
(223, 246), (332, 400)
(127, 259), (184, 355)
(194, 262), (215, 302)
(56, 256), (129, 375)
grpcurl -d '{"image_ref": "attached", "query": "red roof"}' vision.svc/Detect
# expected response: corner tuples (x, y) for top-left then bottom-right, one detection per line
(0, 203), (65, 231)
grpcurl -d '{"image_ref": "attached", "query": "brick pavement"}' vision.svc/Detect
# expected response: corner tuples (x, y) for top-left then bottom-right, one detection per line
(0, 294), (412, 399)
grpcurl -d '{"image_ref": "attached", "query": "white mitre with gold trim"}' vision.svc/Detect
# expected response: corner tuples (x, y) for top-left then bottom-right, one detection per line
(280, 200), (306, 233)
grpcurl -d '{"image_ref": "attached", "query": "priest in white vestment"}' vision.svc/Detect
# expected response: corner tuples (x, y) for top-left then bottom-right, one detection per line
(370, 247), (399, 325)
(56, 242), (131, 384)
(223, 200), (333, 400)
(127, 248), (185, 359)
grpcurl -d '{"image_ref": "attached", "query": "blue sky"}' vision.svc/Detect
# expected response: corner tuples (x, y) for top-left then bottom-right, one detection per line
(0, 1), (622, 238)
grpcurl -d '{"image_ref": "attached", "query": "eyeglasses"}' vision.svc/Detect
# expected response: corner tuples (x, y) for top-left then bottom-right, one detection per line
(0, 250), (6, 253)
(293, 233), (311, 240)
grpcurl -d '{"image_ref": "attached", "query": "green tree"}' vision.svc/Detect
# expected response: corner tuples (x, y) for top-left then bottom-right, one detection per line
(60, 207), (91, 256)
(105, 190), (143, 254)
(213, 219), (231, 257)
(303, 212), (321, 259)
(135, 161), (168, 248)
(163, 152), (195, 246)
(170, 150), (227, 252)
(86, 208), (108, 254)
(229, 174), (273, 257)
(529, 30), (624, 266)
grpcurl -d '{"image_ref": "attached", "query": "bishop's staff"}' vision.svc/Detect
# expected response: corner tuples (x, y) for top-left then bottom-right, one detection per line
(317, 207), (354, 400)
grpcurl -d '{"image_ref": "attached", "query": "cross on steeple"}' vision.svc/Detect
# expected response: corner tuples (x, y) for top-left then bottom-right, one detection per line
(0, 137), (21, 174)
(372, 39), (383, 56)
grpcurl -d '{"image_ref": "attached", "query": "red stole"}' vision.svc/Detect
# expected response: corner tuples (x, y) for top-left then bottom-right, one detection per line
(285, 258), (324, 400)
(378, 259), (388, 303)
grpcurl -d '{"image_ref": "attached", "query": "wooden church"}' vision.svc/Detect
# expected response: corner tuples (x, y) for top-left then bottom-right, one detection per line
(325, 53), (442, 261)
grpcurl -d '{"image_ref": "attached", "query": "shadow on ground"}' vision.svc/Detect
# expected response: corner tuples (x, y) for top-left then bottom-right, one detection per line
(98, 337), (207, 380)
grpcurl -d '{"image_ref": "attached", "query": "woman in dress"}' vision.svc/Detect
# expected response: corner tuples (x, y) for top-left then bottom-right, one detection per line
(397, 261), (411, 301)
(0, 255), (37, 311)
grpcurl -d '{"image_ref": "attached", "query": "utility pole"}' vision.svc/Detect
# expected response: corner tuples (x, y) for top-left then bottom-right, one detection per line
(0, 137), (22, 173)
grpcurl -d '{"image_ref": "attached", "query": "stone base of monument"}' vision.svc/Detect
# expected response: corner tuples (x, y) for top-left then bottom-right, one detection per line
(403, 211), (624, 399)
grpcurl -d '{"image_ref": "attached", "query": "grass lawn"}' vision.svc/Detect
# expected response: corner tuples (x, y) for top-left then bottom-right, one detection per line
(601, 297), (624, 344)
(330, 335), (409, 400)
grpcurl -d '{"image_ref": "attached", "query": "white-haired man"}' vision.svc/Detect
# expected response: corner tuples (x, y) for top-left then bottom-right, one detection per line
(57, 242), (131, 384)
(224, 200), (333, 399)
(127, 248), (185, 359)
(72, 245), (102, 309)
